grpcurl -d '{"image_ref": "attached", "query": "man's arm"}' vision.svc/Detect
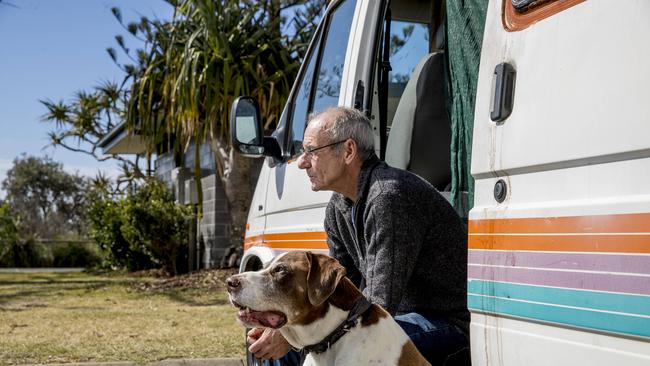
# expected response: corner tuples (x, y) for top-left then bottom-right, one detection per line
(363, 196), (423, 314)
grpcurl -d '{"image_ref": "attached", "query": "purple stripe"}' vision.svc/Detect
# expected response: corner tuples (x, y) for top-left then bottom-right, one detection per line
(469, 250), (650, 275)
(468, 266), (650, 296)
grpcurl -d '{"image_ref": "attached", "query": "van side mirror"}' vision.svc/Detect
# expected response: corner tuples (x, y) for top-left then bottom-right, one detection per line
(230, 96), (284, 161)
(230, 96), (265, 157)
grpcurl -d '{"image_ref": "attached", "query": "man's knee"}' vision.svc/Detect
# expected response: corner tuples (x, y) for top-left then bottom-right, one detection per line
(394, 313), (470, 366)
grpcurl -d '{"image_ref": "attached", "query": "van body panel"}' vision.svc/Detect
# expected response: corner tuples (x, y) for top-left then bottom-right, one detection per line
(262, 160), (330, 248)
(472, 0), (650, 178)
(471, 315), (650, 366)
(469, 0), (650, 364)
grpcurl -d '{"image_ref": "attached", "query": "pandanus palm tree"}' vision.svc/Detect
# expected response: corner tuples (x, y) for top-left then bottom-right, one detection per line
(125, 0), (300, 245)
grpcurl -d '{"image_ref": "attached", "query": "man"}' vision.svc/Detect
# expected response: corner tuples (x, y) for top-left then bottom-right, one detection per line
(248, 107), (469, 365)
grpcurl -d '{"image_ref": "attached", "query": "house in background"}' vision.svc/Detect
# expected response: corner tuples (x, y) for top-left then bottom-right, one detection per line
(98, 122), (237, 270)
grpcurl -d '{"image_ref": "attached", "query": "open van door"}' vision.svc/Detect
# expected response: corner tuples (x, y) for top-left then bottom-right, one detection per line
(234, 0), (386, 271)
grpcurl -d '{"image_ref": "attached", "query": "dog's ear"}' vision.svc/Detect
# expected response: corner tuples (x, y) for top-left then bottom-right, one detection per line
(306, 252), (346, 306)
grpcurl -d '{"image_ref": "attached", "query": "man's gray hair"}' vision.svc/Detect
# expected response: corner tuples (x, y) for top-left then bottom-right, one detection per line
(310, 107), (375, 160)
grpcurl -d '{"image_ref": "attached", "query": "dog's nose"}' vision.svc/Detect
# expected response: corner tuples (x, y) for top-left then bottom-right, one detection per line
(226, 276), (241, 292)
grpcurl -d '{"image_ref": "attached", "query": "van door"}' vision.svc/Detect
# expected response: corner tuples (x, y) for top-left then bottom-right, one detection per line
(258, 0), (383, 259)
(470, 1), (650, 365)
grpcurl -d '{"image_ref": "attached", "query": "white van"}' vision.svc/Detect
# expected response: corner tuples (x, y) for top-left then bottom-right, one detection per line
(230, 0), (650, 364)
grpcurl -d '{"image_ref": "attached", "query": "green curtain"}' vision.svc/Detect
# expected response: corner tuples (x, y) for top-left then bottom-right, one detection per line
(446, 0), (488, 218)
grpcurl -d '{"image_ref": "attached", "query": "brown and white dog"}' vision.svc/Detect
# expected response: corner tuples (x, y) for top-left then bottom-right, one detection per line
(226, 251), (430, 366)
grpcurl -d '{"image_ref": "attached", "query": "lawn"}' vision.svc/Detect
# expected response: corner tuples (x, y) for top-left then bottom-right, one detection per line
(0, 269), (244, 365)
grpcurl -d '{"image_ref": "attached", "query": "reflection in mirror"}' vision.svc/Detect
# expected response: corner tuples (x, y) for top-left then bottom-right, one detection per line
(235, 116), (257, 145)
(230, 96), (265, 157)
(234, 99), (259, 145)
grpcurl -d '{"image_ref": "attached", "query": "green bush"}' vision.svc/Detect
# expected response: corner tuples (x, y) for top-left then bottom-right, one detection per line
(0, 204), (49, 267)
(52, 241), (102, 268)
(86, 179), (192, 275)
(0, 236), (50, 268)
(121, 180), (192, 275)
(87, 191), (155, 272)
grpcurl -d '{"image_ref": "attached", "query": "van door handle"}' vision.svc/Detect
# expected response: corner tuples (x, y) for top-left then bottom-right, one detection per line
(490, 62), (516, 122)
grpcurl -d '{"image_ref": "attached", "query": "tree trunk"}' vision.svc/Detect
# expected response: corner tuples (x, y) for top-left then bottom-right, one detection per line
(212, 137), (262, 267)
(223, 149), (253, 246)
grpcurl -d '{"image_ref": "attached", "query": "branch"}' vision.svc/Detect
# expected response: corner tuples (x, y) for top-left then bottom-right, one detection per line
(279, 0), (304, 12)
(52, 140), (137, 168)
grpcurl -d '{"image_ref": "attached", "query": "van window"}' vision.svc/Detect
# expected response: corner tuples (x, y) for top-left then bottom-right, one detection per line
(311, 0), (357, 114)
(504, 0), (582, 31)
(512, 0), (554, 12)
(387, 20), (430, 128)
(289, 39), (321, 156)
(288, 0), (357, 155)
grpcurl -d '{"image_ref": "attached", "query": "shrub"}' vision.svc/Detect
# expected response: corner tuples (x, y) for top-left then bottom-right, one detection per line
(86, 179), (192, 275)
(0, 236), (50, 268)
(121, 180), (192, 275)
(0, 204), (49, 267)
(52, 241), (102, 268)
(87, 191), (154, 271)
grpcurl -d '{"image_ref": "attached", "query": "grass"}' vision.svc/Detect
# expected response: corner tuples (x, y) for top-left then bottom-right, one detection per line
(0, 270), (244, 365)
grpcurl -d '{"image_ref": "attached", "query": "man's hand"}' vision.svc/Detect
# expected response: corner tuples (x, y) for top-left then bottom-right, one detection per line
(247, 328), (292, 360)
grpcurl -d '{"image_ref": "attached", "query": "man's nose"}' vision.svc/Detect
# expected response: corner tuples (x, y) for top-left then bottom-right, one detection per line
(297, 153), (309, 169)
(226, 276), (241, 293)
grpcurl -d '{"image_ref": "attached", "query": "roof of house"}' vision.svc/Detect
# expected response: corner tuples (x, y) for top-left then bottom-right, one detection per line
(98, 122), (147, 155)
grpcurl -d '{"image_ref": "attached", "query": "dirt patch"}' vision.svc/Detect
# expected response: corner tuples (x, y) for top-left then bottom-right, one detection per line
(132, 268), (237, 292)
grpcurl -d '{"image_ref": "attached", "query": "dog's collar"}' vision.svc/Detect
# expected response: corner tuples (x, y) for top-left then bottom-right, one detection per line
(294, 296), (373, 357)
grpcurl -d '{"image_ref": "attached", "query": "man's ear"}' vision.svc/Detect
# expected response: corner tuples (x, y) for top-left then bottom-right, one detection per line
(306, 252), (346, 306)
(343, 138), (358, 164)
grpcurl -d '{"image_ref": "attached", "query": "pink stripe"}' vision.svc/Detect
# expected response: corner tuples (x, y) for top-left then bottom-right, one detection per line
(468, 250), (650, 275)
(468, 266), (650, 296)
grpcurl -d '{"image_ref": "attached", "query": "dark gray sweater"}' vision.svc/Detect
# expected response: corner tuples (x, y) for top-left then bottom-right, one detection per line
(325, 155), (469, 332)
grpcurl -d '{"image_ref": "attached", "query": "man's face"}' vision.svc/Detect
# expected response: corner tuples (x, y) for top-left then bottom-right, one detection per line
(297, 118), (346, 192)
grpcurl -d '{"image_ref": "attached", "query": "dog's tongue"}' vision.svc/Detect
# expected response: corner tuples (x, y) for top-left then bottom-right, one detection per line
(240, 309), (286, 328)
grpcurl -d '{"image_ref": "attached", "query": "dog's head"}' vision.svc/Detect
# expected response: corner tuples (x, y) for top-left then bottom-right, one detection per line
(226, 251), (346, 329)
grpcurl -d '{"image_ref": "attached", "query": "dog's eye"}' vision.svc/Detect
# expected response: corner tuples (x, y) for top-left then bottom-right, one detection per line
(272, 265), (288, 275)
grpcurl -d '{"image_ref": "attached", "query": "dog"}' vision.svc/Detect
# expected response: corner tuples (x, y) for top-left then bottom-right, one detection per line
(226, 251), (430, 366)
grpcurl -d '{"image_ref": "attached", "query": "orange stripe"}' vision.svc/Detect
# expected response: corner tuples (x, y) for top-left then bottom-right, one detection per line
(469, 213), (650, 234)
(246, 241), (328, 250)
(469, 213), (650, 253)
(244, 231), (328, 250)
(469, 234), (650, 253)
(263, 231), (327, 241)
(244, 232), (326, 244)
(244, 235), (263, 245)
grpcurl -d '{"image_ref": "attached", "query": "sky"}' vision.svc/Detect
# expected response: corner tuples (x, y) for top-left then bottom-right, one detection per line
(0, 1), (428, 200)
(0, 0), (174, 197)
